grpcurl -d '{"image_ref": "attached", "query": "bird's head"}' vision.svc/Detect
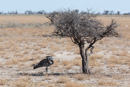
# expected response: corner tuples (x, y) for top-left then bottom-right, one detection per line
(46, 56), (53, 61)
(46, 56), (54, 66)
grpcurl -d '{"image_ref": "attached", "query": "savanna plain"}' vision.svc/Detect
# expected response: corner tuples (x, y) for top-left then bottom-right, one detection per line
(0, 15), (130, 87)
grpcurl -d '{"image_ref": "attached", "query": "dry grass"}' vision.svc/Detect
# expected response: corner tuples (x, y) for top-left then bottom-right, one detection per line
(0, 15), (130, 86)
(5, 58), (21, 65)
(89, 54), (100, 66)
(8, 76), (33, 87)
(73, 74), (85, 80)
(93, 47), (102, 52)
(37, 82), (56, 87)
(5, 55), (33, 65)
(38, 43), (48, 48)
(73, 49), (80, 54)
(66, 64), (73, 69)
(0, 38), (4, 42)
(63, 45), (74, 52)
(52, 38), (65, 44)
(114, 51), (128, 56)
(52, 59), (60, 67)
(125, 56), (130, 66)
(62, 60), (70, 66)
(107, 55), (125, 65)
(50, 45), (61, 52)
(64, 82), (85, 87)
(109, 46), (118, 53)
(46, 52), (55, 56)
(97, 77), (119, 86)
(72, 57), (82, 66)
(112, 74), (124, 80)
(0, 15), (49, 23)
(57, 76), (70, 83)
(0, 79), (7, 85)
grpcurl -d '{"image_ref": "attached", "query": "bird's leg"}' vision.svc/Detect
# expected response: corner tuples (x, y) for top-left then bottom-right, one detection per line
(46, 66), (48, 75)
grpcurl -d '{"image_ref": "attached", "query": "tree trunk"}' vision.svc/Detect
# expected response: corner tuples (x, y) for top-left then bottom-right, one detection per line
(79, 43), (91, 74)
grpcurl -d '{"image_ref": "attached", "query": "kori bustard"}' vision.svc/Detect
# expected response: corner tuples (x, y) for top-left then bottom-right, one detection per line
(33, 56), (54, 74)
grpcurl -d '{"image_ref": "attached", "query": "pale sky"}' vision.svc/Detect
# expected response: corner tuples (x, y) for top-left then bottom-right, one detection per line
(0, 0), (130, 14)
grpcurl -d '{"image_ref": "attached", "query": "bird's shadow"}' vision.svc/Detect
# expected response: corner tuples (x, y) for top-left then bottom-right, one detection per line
(18, 72), (82, 76)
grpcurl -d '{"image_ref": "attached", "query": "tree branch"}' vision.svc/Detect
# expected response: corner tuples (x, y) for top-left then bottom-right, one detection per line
(85, 38), (96, 57)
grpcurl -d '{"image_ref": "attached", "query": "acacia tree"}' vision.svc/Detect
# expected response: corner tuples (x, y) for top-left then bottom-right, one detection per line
(47, 10), (118, 74)
(45, 11), (59, 24)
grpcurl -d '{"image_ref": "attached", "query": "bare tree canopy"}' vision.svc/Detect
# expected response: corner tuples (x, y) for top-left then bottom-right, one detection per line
(54, 10), (118, 41)
(46, 10), (119, 74)
(45, 11), (59, 24)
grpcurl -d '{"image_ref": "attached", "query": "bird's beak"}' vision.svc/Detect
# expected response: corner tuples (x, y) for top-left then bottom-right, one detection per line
(32, 64), (36, 66)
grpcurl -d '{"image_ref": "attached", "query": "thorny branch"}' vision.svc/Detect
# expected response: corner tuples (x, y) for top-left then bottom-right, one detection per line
(46, 9), (118, 55)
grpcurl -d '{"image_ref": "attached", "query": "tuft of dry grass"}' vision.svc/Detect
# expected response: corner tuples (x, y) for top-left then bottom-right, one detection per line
(38, 82), (56, 87)
(125, 56), (130, 66)
(0, 79), (7, 85)
(33, 47), (40, 51)
(13, 37), (24, 42)
(73, 49), (79, 54)
(0, 51), (6, 56)
(66, 64), (72, 69)
(98, 77), (119, 86)
(114, 39), (124, 45)
(52, 38), (65, 44)
(5, 55), (33, 65)
(114, 51), (128, 56)
(72, 58), (82, 66)
(107, 55), (125, 65)
(38, 43), (48, 48)
(5, 58), (21, 65)
(50, 45), (60, 52)
(64, 82), (85, 87)
(52, 59), (60, 67)
(112, 74), (124, 80)
(8, 76), (33, 87)
(38, 50), (44, 54)
(109, 46), (118, 52)
(93, 47), (102, 52)
(0, 38), (4, 42)
(14, 53), (24, 57)
(63, 45), (73, 52)
(62, 60), (70, 66)
(46, 52), (55, 56)
(73, 74), (85, 81)
(21, 55), (34, 62)
(89, 54), (100, 66)
(0, 45), (4, 51)
(57, 76), (70, 83)
(23, 50), (30, 54)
